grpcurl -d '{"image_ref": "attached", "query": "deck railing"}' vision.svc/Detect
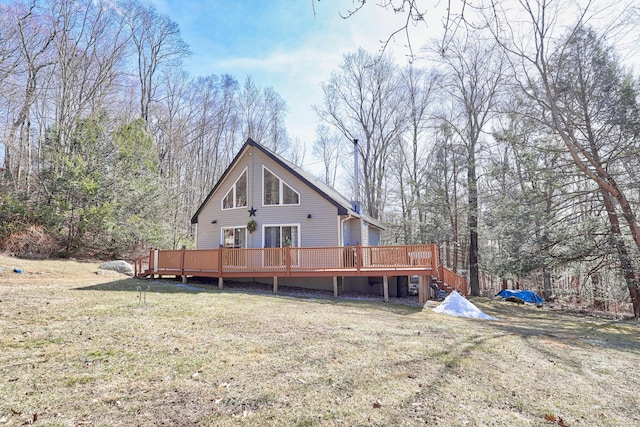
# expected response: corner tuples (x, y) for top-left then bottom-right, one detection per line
(441, 265), (469, 296)
(135, 243), (469, 295)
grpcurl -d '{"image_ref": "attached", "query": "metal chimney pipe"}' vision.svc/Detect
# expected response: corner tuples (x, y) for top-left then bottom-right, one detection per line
(353, 139), (359, 210)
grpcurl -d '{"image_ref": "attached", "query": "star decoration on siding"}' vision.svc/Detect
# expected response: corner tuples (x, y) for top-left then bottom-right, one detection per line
(248, 206), (257, 217)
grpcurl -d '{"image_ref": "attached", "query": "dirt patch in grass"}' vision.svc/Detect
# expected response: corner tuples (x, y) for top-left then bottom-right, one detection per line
(1, 257), (639, 426)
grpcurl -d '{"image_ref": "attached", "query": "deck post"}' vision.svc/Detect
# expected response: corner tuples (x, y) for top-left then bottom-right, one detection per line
(218, 277), (224, 289)
(180, 245), (186, 274)
(383, 276), (389, 302)
(180, 245), (186, 284)
(418, 275), (425, 305)
(355, 244), (361, 274)
(333, 276), (339, 297)
(285, 246), (291, 276)
(273, 276), (278, 294)
(149, 248), (157, 279)
(218, 247), (224, 277)
(148, 247), (154, 270)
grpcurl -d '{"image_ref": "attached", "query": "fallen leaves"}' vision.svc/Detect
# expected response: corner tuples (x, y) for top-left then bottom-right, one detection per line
(544, 413), (570, 426)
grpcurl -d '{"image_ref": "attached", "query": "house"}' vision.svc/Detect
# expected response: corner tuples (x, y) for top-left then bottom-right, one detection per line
(135, 138), (468, 298)
(190, 138), (395, 294)
(191, 138), (383, 250)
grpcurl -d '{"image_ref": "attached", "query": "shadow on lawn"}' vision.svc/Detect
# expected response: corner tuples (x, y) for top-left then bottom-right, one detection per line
(472, 298), (640, 354)
(74, 278), (423, 315)
(74, 277), (213, 293)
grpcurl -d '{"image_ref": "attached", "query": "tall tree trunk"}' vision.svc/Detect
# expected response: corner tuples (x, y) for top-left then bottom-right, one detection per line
(468, 144), (480, 296)
(602, 191), (640, 319)
(543, 270), (552, 301)
(591, 272), (606, 311)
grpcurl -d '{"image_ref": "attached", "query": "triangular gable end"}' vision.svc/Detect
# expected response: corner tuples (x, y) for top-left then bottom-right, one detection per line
(191, 139), (351, 224)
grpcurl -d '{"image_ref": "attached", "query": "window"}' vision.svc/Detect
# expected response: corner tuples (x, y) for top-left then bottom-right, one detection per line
(222, 170), (247, 210)
(263, 224), (299, 267)
(263, 168), (279, 205)
(263, 166), (299, 206)
(222, 227), (247, 248)
(264, 225), (299, 248)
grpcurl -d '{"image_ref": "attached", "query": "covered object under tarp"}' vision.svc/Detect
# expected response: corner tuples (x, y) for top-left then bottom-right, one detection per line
(496, 289), (544, 305)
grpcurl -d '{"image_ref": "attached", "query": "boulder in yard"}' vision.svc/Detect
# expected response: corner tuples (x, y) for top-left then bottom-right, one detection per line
(99, 260), (134, 276)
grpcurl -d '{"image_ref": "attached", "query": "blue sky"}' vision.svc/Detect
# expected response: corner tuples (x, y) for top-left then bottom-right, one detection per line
(150, 0), (443, 166)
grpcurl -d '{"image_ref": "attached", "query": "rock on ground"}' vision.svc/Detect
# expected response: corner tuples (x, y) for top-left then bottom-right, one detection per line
(99, 260), (134, 276)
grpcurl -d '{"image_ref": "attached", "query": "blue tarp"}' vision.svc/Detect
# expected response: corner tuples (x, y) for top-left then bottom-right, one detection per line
(496, 289), (544, 305)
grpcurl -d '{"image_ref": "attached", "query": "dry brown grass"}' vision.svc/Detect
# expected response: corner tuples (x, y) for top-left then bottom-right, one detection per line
(1, 256), (639, 426)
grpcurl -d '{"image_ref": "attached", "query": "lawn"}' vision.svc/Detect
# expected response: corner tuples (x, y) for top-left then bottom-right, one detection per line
(1, 255), (639, 426)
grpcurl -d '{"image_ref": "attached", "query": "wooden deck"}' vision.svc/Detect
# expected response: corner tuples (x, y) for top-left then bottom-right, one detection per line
(134, 243), (468, 301)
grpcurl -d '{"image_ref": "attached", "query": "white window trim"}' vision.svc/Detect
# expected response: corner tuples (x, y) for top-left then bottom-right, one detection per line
(221, 167), (248, 210)
(261, 223), (301, 268)
(220, 226), (248, 248)
(261, 223), (301, 248)
(261, 165), (300, 207)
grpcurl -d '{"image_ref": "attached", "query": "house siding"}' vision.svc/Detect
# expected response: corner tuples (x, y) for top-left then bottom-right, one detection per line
(361, 220), (370, 246)
(369, 226), (381, 246)
(341, 218), (351, 246)
(348, 220), (361, 246)
(196, 146), (340, 249)
(196, 152), (254, 249)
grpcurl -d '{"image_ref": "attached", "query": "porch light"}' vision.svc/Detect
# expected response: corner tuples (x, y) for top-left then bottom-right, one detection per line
(211, 220), (217, 224)
(307, 214), (312, 219)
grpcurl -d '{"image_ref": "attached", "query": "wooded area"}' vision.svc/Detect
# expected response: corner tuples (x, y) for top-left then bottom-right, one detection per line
(1, 0), (639, 317)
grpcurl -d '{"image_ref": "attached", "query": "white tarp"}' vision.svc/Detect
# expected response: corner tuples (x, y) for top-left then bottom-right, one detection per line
(431, 291), (498, 320)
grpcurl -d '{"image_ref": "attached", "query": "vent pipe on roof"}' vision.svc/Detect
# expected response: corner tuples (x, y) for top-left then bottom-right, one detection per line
(352, 139), (361, 214)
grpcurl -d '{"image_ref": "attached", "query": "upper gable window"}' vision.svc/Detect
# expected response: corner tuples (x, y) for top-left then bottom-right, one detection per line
(263, 166), (299, 206)
(222, 169), (248, 210)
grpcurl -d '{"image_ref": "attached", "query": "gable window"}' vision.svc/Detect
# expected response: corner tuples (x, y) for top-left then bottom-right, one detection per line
(263, 166), (299, 206)
(222, 169), (247, 210)
(222, 227), (247, 248)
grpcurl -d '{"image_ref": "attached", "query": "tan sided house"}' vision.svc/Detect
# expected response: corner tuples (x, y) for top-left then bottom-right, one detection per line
(135, 139), (468, 300)
(190, 138), (391, 294)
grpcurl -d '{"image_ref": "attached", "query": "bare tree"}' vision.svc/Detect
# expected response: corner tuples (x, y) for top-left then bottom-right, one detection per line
(2, 1), (56, 187)
(395, 65), (439, 243)
(46, 0), (130, 175)
(428, 123), (467, 270)
(331, 0), (470, 60)
(0, 3), (22, 172)
(315, 49), (405, 219)
(312, 124), (344, 188)
(432, 35), (508, 296)
(0, 3), (20, 85)
(239, 76), (290, 154)
(125, 0), (190, 121)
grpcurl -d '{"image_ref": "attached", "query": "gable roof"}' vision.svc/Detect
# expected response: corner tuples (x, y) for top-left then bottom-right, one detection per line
(190, 138), (384, 230)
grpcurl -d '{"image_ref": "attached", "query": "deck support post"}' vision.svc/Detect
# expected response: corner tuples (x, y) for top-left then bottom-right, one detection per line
(218, 277), (224, 289)
(333, 276), (339, 297)
(418, 275), (426, 305)
(180, 245), (186, 279)
(273, 276), (278, 294)
(383, 276), (389, 302)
